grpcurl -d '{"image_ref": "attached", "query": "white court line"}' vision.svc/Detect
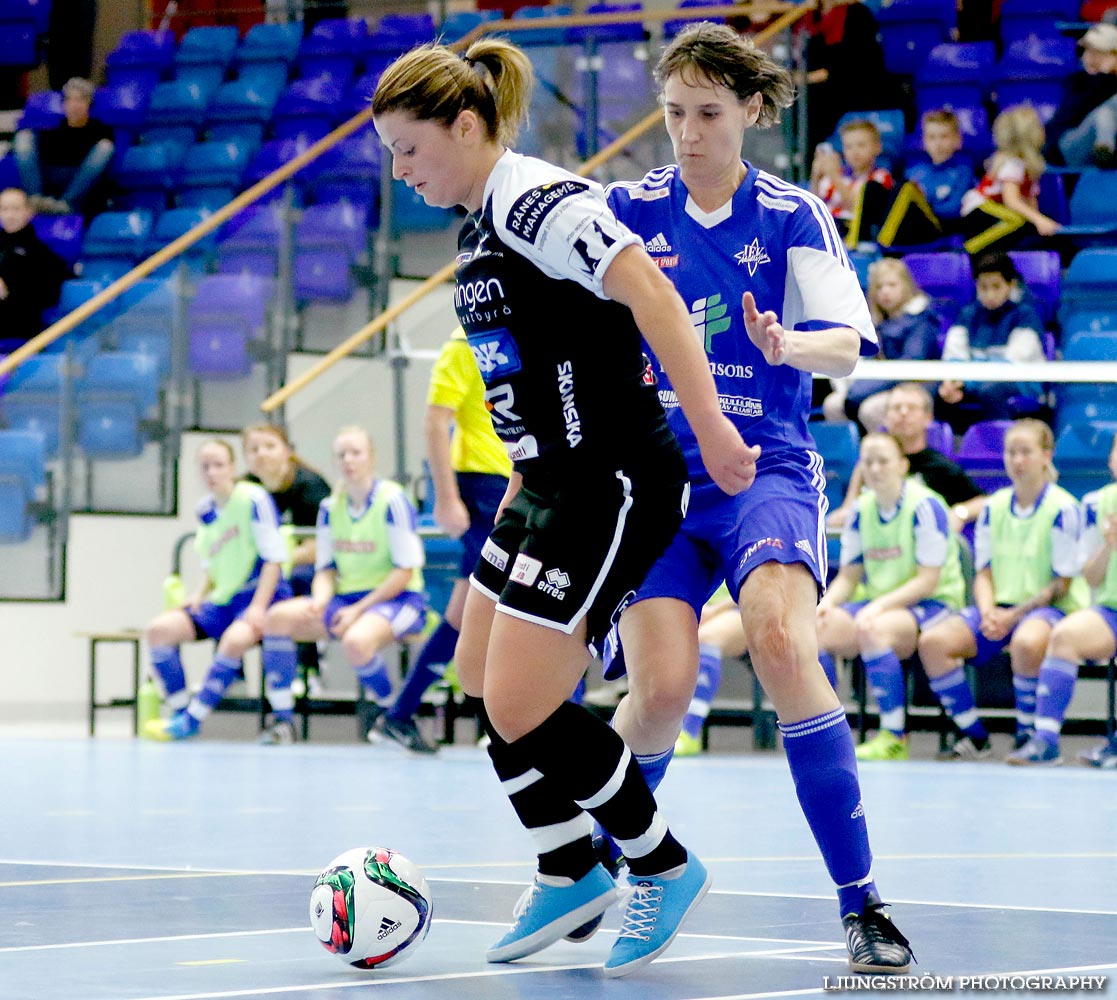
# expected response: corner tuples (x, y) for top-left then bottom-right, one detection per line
(0, 928), (307, 955)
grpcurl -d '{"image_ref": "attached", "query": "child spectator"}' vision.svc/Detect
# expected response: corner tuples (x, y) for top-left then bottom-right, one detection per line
(811, 118), (893, 245)
(1044, 23), (1117, 169)
(904, 110), (977, 225)
(824, 259), (941, 432)
(13, 78), (114, 216)
(960, 105), (1060, 256)
(935, 252), (1046, 433)
(0, 187), (72, 351)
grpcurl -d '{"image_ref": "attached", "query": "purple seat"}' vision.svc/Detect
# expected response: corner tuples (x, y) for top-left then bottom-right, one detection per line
(901, 252), (974, 327)
(188, 317), (254, 379)
(956, 420), (1013, 467)
(568, 2), (645, 43)
(105, 29), (175, 78)
(294, 248), (355, 303)
(189, 274), (273, 335)
(925, 420), (955, 457)
(243, 134), (324, 189)
(90, 82), (150, 131)
(218, 201), (285, 248)
(17, 89), (63, 131)
(365, 13), (436, 58)
(664, 0), (724, 38)
(1008, 250), (1060, 327)
(273, 75), (346, 135)
(215, 246), (278, 277)
(296, 200), (368, 258)
(32, 214), (83, 267)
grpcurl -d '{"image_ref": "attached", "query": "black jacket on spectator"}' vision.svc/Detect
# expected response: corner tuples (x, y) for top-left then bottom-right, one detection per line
(1044, 70), (1117, 164)
(0, 223), (71, 346)
(38, 118), (114, 169)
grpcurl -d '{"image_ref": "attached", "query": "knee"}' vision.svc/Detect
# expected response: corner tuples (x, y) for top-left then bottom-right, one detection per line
(627, 667), (695, 726)
(453, 644), (484, 699)
(854, 619), (885, 652)
(1008, 633), (1045, 665)
(917, 629), (948, 670)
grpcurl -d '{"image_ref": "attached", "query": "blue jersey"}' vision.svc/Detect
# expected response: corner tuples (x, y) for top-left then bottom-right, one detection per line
(606, 164), (877, 493)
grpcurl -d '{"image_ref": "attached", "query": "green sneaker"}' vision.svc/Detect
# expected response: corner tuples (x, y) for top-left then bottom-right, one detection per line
(674, 731), (704, 757)
(855, 731), (908, 762)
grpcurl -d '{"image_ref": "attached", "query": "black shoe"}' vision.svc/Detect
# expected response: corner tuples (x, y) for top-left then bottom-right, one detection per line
(843, 893), (914, 974)
(375, 713), (439, 754)
(565, 835), (625, 943)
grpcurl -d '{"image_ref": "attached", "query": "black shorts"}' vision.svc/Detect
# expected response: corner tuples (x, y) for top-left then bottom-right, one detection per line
(470, 464), (688, 656)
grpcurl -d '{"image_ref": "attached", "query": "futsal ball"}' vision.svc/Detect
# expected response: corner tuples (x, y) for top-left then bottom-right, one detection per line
(309, 847), (432, 969)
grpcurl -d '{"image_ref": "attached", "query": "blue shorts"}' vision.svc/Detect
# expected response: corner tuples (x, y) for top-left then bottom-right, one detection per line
(190, 581), (292, 641)
(457, 472), (509, 578)
(956, 604), (1065, 666)
(324, 590), (427, 639)
(602, 453), (827, 679)
(843, 598), (954, 631)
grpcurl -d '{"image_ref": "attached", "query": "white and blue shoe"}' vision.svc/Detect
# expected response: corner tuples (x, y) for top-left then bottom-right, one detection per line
(1078, 736), (1117, 769)
(603, 850), (711, 978)
(1005, 736), (1062, 766)
(486, 863), (619, 963)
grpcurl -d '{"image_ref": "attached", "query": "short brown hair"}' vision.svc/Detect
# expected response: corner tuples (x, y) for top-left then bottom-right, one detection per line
(921, 109), (960, 133)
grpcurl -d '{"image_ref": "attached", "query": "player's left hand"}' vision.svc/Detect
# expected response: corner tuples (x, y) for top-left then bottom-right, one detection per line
(242, 603), (267, 633)
(329, 605), (362, 637)
(742, 292), (790, 367)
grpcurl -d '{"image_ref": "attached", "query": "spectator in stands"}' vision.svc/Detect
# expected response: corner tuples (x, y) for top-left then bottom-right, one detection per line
(959, 105), (1060, 256)
(904, 110), (977, 227)
(802, 0), (890, 156)
(918, 418), (1087, 760)
(810, 118), (893, 246)
(1011, 434), (1117, 766)
(242, 423), (331, 722)
(0, 187), (72, 351)
(828, 382), (985, 532)
(1045, 23), (1117, 169)
(935, 252), (1046, 433)
(373, 327), (511, 755)
(13, 78), (114, 216)
(142, 439), (290, 742)
(823, 260), (941, 432)
(259, 426), (427, 745)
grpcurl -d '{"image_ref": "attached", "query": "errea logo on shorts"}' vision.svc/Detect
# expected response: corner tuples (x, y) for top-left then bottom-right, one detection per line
(510, 553), (542, 587)
(538, 567), (570, 600)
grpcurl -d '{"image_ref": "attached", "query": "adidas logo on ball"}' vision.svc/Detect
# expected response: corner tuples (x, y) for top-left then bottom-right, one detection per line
(377, 916), (402, 940)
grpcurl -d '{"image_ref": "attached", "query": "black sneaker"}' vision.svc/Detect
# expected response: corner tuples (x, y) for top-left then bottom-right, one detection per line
(565, 835), (625, 942)
(257, 719), (297, 745)
(375, 713), (439, 754)
(843, 893), (914, 973)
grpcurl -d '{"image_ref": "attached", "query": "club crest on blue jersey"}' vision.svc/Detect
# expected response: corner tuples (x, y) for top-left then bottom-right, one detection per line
(506, 179), (589, 244)
(467, 329), (522, 382)
(734, 238), (772, 276)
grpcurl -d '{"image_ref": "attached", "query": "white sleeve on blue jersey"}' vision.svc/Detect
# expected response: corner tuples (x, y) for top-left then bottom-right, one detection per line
(839, 509), (863, 567)
(244, 483), (288, 564)
(385, 491), (425, 570)
(974, 504), (992, 571)
(1051, 501), (1084, 579)
(913, 495), (950, 567)
(488, 152), (641, 300)
(785, 246), (877, 349)
(314, 496), (335, 572)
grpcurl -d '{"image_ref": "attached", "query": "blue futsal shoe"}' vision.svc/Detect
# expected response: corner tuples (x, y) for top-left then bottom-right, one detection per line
(486, 863), (619, 963)
(603, 850), (711, 978)
(141, 710), (200, 742)
(565, 835), (625, 943)
(1005, 736), (1062, 766)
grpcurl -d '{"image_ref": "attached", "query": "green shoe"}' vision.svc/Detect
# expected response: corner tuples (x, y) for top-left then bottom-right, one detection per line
(855, 731), (908, 762)
(674, 731), (704, 757)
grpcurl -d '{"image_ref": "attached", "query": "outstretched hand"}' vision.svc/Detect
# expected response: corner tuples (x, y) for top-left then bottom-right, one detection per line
(742, 292), (789, 367)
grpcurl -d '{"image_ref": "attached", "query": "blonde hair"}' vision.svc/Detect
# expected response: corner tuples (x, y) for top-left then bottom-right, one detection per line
(199, 438), (236, 463)
(921, 108), (960, 133)
(839, 118), (882, 143)
(1005, 418), (1058, 482)
(860, 431), (908, 461)
(866, 258), (923, 325)
(655, 21), (795, 129)
(990, 104), (1046, 183)
(241, 423), (324, 483)
(372, 37), (533, 147)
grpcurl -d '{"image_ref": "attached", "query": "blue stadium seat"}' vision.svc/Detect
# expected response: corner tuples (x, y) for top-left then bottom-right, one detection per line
(390, 179), (456, 234)
(90, 82), (150, 131)
(272, 75), (346, 136)
(207, 78), (282, 127)
(848, 246), (881, 292)
(75, 352), (160, 459)
(1053, 422), (1117, 499)
(296, 17), (368, 80)
(175, 65), (224, 97)
(917, 41), (995, 88)
(1062, 311), (1117, 346)
(77, 258), (132, 286)
(0, 355), (66, 457)
(1061, 169), (1117, 236)
(1063, 329), (1117, 360)
(999, 0), (1080, 45)
(190, 274), (273, 334)
(294, 248), (355, 304)
(216, 202), (283, 276)
(365, 12), (436, 58)
(0, 19), (38, 68)
(810, 422), (861, 511)
(17, 89), (62, 131)
(664, 0), (725, 38)
(926, 420), (955, 457)
(309, 128), (380, 220)
(1055, 400), (1117, 437)
(175, 187), (235, 212)
(81, 210), (154, 261)
(508, 5), (573, 45)
(105, 29), (175, 79)
(878, 20), (951, 76)
(956, 420), (1013, 492)
(176, 25), (239, 71)
(115, 141), (186, 195)
(236, 22), (302, 67)
(1059, 247), (1117, 323)
(137, 125), (197, 152)
(296, 200), (368, 259)
(439, 9), (502, 42)
(901, 251), (974, 327)
(834, 109), (907, 161)
(188, 316), (254, 379)
(0, 430), (47, 541)
(31, 213), (83, 268)
(568, 2), (646, 43)
(177, 138), (253, 191)
(145, 207), (215, 269)
(345, 69), (383, 115)
(145, 78), (216, 129)
(1008, 250), (1060, 327)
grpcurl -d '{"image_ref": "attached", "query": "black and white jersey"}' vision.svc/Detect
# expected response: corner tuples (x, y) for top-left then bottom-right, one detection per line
(454, 150), (675, 479)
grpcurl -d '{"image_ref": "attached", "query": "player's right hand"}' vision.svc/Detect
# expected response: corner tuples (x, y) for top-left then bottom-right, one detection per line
(696, 415), (760, 496)
(435, 497), (470, 539)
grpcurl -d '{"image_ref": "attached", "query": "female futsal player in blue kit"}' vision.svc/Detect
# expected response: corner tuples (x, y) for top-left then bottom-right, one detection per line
(372, 34), (758, 977)
(599, 23), (913, 972)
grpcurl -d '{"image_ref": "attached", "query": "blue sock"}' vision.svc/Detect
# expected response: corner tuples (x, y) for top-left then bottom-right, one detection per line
(262, 635), (297, 723)
(681, 644), (722, 739)
(190, 655), (242, 720)
(390, 620), (457, 720)
(863, 648), (906, 737)
(356, 654), (393, 703)
(1012, 675), (1039, 738)
(929, 667), (988, 741)
(635, 746), (673, 794)
(780, 708), (876, 917)
(1034, 656), (1079, 749)
(150, 645), (189, 710)
(819, 652), (838, 691)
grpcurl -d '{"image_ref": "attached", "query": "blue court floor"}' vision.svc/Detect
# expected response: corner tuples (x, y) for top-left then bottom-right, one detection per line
(1, 735), (1115, 1000)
